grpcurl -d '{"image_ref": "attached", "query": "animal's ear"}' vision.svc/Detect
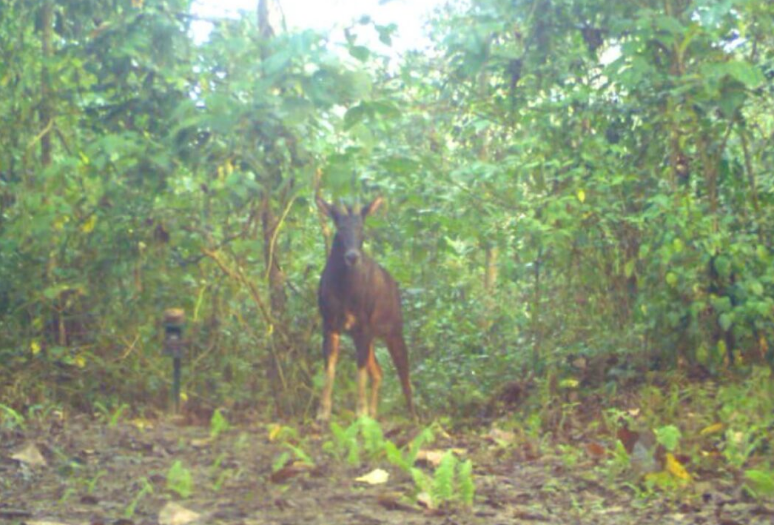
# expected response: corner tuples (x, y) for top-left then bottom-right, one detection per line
(316, 197), (338, 220)
(361, 196), (384, 218)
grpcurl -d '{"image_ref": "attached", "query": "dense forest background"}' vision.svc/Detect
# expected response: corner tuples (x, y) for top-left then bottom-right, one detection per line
(1, 0), (773, 425)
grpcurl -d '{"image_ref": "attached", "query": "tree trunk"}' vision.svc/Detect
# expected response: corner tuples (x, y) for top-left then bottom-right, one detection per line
(40, 1), (53, 167)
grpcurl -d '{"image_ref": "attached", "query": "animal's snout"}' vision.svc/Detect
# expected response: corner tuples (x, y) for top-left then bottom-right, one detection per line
(345, 250), (361, 266)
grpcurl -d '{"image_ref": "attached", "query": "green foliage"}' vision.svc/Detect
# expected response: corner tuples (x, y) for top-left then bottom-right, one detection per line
(326, 420), (363, 465)
(94, 402), (129, 428)
(359, 417), (386, 457)
(458, 459), (476, 507)
(716, 368), (774, 469)
(654, 425), (682, 453)
(166, 460), (193, 499)
(432, 451), (456, 503)
(744, 468), (774, 499)
(0, 404), (26, 430)
(411, 450), (476, 509)
(0, 0), (773, 451)
(272, 451), (292, 473)
(209, 409), (230, 439)
(84, 470), (106, 495)
(124, 478), (153, 518)
(284, 443), (315, 467)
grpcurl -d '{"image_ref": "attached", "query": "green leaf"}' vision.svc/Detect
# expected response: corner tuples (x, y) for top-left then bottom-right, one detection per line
(458, 459), (475, 506)
(655, 425), (681, 452)
(343, 103), (370, 130)
(166, 461), (193, 498)
(432, 451), (457, 503)
(719, 313), (733, 332)
(722, 60), (765, 88)
(349, 45), (370, 62)
(210, 409), (230, 439)
(744, 469), (774, 497)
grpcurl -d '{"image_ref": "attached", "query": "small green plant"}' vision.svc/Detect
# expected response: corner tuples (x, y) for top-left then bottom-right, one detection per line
(272, 451), (291, 473)
(557, 444), (583, 469)
(209, 409), (230, 439)
(359, 417), (386, 457)
(84, 470), (107, 494)
(654, 425), (681, 452)
(411, 451), (475, 509)
(602, 440), (630, 483)
(0, 404), (26, 430)
(325, 419), (365, 465)
(432, 451), (456, 503)
(212, 469), (233, 492)
(721, 428), (763, 470)
(58, 486), (76, 505)
(93, 401), (129, 428)
(166, 460), (193, 498)
(284, 443), (314, 466)
(124, 478), (153, 518)
(743, 467), (774, 499)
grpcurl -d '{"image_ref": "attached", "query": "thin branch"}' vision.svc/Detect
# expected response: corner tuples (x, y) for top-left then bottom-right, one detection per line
(264, 194), (296, 281)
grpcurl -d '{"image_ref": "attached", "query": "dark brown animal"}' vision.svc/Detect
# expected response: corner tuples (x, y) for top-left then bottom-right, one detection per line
(316, 197), (414, 422)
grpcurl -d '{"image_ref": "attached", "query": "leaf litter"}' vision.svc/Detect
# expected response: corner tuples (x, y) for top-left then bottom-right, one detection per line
(0, 416), (772, 525)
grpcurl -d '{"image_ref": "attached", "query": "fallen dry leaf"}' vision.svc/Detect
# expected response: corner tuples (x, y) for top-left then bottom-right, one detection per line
(665, 452), (691, 481)
(11, 443), (47, 467)
(416, 448), (466, 466)
(270, 463), (312, 484)
(190, 438), (212, 448)
(416, 491), (434, 510)
(268, 424), (281, 442)
(486, 428), (516, 445)
(159, 501), (201, 525)
(585, 441), (607, 459)
(700, 422), (724, 436)
(355, 468), (389, 485)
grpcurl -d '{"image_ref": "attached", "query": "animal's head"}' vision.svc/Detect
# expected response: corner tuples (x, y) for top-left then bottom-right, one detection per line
(317, 196), (384, 267)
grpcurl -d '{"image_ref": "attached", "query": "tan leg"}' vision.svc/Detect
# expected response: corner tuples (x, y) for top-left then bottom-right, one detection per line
(356, 364), (369, 418)
(317, 332), (340, 422)
(366, 349), (383, 417)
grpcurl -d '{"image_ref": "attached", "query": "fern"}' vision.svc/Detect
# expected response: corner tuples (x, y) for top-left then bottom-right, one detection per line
(209, 409), (230, 439)
(458, 459), (475, 507)
(166, 460), (193, 498)
(0, 404), (25, 430)
(359, 417), (385, 458)
(327, 420), (361, 464)
(384, 440), (409, 471)
(406, 427), (435, 466)
(124, 478), (153, 518)
(272, 451), (291, 472)
(328, 421), (347, 459)
(346, 438), (361, 465)
(432, 451), (457, 504)
(284, 443), (314, 466)
(410, 467), (431, 495)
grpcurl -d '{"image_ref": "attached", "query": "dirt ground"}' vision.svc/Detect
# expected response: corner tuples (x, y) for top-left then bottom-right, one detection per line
(1, 415), (772, 525)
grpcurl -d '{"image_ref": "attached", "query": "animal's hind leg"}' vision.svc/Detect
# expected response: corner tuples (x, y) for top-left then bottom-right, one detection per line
(317, 331), (340, 423)
(366, 349), (383, 418)
(385, 334), (414, 418)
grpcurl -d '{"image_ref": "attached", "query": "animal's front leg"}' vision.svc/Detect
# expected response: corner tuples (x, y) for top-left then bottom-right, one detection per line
(354, 332), (374, 418)
(366, 348), (382, 418)
(317, 331), (340, 423)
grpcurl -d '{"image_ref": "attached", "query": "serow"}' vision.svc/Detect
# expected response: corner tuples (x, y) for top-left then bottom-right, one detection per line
(316, 196), (414, 422)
